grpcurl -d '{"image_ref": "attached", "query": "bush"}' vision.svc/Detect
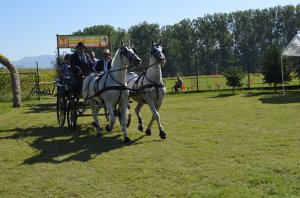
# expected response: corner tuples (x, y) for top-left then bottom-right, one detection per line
(223, 67), (244, 93)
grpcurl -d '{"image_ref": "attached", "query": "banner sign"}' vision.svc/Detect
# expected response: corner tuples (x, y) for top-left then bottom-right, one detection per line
(57, 35), (109, 48)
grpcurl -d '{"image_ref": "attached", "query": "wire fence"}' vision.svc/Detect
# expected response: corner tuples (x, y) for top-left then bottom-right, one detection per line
(1, 69), (299, 101)
(0, 71), (55, 101)
(164, 75), (300, 93)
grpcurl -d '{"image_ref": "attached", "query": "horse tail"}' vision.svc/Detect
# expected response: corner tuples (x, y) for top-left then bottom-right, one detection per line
(82, 73), (97, 99)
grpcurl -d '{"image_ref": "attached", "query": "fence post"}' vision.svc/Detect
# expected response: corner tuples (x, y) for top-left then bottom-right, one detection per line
(36, 61), (40, 100)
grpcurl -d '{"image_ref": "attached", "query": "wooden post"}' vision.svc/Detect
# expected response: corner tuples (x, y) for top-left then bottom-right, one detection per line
(196, 56), (199, 92)
(0, 54), (21, 107)
(36, 61), (40, 100)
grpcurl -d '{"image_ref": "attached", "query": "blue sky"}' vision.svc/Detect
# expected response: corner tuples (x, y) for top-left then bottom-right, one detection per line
(1, 0), (299, 61)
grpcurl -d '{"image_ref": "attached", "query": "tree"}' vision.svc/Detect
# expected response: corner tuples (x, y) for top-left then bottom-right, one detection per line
(261, 45), (291, 92)
(72, 25), (128, 57)
(128, 21), (161, 69)
(0, 54), (21, 107)
(223, 67), (244, 94)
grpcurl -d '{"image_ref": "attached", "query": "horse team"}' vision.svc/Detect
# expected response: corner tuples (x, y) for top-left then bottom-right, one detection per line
(82, 40), (167, 143)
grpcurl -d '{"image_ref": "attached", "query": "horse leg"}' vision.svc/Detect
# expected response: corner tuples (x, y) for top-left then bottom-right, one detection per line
(120, 101), (131, 143)
(105, 102), (116, 133)
(145, 101), (166, 139)
(135, 102), (144, 132)
(155, 102), (166, 139)
(90, 99), (102, 136)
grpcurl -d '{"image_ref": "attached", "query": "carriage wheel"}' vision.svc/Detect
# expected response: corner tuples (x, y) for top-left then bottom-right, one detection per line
(118, 104), (131, 128)
(56, 90), (66, 127)
(67, 99), (77, 131)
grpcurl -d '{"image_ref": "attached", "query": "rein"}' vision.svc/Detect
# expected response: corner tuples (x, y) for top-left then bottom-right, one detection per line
(86, 47), (137, 100)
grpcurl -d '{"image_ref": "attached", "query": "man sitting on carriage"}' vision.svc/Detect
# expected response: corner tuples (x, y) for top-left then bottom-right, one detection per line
(95, 48), (112, 73)
(70, 42), (94, 95)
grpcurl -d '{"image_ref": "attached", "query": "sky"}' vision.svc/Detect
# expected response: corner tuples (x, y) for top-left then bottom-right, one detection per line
(1, 0), (299, 61)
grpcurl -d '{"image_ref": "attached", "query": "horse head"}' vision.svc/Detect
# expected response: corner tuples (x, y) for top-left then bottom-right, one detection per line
(150, 39), (166, 66)
(119, 44), (142, 67)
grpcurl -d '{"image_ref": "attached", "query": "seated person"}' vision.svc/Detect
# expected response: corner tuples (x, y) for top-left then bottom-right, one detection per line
(89, 50), (99, 70)
(172, 75), (183, 92)
(95, 48), (112, 73)
(60, 53), (74, 90)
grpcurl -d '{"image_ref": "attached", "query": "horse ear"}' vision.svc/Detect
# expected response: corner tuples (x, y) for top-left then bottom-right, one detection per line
(159, 39), (162, 45)
(121, 40), (124, 46)
(151, 40), (154, 45)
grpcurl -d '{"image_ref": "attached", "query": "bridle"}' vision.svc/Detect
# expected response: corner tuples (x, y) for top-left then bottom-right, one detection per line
(150, 44), (165, 60)
(120, 45), (139, 69)
(144, 44), (165, 84)
(106, 45), (140, 87)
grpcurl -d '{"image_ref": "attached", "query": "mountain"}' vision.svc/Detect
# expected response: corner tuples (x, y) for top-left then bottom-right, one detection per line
(13, 55), (56, 68)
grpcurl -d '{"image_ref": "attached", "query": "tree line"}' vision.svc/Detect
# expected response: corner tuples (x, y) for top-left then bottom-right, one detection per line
(71, 4), (300, 77)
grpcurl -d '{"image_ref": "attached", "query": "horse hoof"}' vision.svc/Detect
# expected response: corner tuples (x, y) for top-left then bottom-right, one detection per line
(145, 129), (151, 136)
(105, 125), (112, 132)
(138, 125), (144, 132)
(159, 131), (166, 139)
(124, 137), (132, 143)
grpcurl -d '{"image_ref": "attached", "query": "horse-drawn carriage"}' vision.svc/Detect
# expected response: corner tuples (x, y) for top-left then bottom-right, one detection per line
(55, 35), (167, 142)
(55, 74), (132, 131)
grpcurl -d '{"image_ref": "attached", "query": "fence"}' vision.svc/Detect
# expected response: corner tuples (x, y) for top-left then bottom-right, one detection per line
(164, 74), (300, 93)
(0, 71), (55, 101)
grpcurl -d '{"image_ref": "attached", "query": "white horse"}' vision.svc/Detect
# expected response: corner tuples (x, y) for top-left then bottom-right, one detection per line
(126, 40), (167, 139)
(82, 44), (141, 143)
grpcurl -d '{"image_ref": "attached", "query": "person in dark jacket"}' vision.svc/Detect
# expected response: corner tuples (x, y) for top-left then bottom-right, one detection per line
(70, 42), (94, 95)
(95, 48), (112, 73)
(70, 42), (94, 74)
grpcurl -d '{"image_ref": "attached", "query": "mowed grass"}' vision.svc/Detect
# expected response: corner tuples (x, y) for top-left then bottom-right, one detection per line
(0, 91), (300, 197)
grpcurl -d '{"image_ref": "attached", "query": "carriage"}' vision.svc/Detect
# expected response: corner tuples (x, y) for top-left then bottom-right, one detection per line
(55, 75), (132, 131)
(55, 35), (132, 132)
(55, 35), (166, 142)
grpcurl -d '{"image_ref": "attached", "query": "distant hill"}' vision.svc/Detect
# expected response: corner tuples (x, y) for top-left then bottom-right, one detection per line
(13, 55), (55, 68)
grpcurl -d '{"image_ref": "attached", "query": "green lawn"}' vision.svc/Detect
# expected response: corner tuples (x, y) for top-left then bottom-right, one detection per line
(0, 91), (299, 197)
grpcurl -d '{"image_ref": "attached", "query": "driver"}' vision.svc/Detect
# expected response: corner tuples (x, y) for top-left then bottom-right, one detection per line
(70, 42), (94, 95)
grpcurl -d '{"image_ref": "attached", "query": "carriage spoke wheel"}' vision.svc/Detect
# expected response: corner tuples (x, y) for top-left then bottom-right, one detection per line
(117, 104), (132, 128)
(67, 99), (77, 131)
(56, 91), (66, 127)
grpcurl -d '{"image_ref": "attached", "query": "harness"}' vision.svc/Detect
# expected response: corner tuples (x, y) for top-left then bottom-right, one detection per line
(94, 72), (128, 106)
(129, 68), (165, 103)
(85, 45), (137, 107)
(128, 44), (166, 103)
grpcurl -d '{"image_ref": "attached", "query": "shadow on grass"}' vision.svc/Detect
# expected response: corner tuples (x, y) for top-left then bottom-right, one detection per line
(0, 124), (145, 164)
(259, 92), (300, 104)
(241, 90), (300, 104)
(23, 103), (56, 114)
(206, 93), (236, 98)
(243, 91), (275, 97)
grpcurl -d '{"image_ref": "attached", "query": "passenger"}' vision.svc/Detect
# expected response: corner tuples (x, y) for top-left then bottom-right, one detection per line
(89, 50), (99, 71)
(95, 48), (112, 73)
(60, 53), (73, 89)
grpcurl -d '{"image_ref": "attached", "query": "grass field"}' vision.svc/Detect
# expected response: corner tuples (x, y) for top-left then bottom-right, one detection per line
(0, 90), (300, 197)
